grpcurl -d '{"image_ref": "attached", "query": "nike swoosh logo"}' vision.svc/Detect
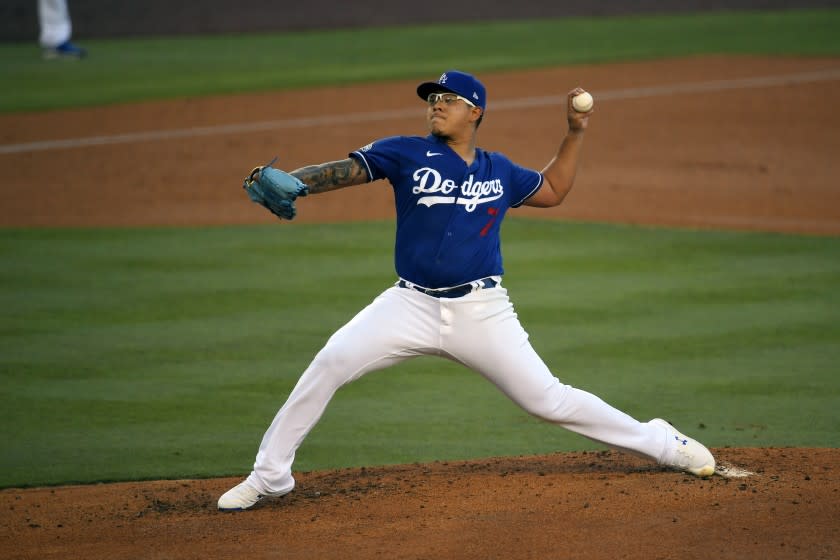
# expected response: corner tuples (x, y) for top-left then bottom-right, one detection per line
(426, 151), (443, 157)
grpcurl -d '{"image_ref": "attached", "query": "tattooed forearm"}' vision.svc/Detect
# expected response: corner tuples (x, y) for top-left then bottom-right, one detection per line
(291, 158), (369, 194)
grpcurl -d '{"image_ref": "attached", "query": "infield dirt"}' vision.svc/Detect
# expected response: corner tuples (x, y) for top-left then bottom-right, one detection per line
(1, 55), (839, 559)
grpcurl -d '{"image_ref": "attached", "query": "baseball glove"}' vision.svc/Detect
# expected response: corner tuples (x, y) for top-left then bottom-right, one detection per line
(243, 160), (309, 220)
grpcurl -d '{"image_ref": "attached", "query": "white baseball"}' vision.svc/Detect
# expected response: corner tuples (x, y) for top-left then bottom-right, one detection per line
(572, 91), (594, 113)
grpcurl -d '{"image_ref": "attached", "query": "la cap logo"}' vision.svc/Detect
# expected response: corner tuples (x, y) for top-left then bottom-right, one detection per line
(439, 73), (447, 84)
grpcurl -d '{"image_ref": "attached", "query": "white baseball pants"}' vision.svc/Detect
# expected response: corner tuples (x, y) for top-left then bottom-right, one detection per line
(38, 0), (72, 48)
(247, 282), (669, 495)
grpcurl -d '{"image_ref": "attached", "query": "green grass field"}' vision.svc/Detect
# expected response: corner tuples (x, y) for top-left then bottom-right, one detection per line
(1, 9), (839, 112)
(1, 221), (838, 487)
(1, 9), (839, 489)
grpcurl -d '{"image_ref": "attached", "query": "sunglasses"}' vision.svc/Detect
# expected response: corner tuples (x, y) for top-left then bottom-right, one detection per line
(427, 92), (477, 108)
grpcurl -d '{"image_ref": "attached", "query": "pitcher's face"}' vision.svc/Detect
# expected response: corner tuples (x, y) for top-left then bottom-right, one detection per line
(425, 92), (481, 137)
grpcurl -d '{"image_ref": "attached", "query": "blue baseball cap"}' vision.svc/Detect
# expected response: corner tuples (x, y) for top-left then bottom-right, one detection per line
(417, 70), (486, 111)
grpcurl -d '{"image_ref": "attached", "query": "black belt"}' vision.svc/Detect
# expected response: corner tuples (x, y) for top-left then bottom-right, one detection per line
(396, 277), (499, 299)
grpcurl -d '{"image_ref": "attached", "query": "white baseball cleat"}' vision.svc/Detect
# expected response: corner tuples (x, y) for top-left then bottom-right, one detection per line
(218, 480), (292, 511)
(218, 481), (264, 511)
(651, 418), (716, 477)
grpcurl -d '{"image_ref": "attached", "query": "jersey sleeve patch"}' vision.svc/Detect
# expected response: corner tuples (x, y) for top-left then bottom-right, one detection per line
(349, 137), (403, 183)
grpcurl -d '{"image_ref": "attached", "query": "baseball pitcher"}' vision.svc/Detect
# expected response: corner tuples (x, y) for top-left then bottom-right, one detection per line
(219, 70), (715, 511)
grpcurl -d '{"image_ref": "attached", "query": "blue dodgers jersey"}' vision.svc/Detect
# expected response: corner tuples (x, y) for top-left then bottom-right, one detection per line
(350, 134), (543, 288)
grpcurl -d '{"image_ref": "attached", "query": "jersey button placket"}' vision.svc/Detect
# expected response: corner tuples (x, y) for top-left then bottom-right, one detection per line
(433, 164), (473, 265)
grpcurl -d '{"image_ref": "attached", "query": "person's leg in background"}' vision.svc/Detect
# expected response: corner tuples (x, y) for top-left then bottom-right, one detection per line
(39, 0), (86, 59)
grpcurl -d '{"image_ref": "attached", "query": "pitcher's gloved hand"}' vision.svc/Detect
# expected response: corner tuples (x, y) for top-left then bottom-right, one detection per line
(243, 162), (309, 221)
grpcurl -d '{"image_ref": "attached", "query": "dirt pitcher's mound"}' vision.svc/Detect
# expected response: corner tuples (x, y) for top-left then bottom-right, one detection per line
(2, 447), (838, 559)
